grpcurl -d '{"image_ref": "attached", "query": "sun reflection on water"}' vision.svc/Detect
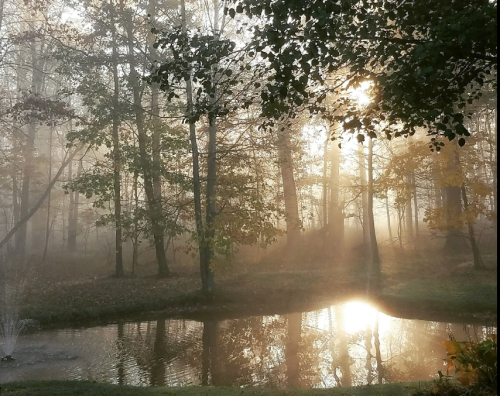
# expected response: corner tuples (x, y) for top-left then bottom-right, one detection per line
(2, 301), (496, 388)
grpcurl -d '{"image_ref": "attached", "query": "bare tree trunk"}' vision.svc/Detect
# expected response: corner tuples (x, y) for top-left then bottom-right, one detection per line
(67, 144), (82, 253)
(68, 143), (82, 252)
(0, 145), (83, 251)
(132, 170), (139, 275)
(67, 156), (75, 251)
(367, 138), (381, 288)
(328, 137), (343, 256)
(204, 107), (217, 294)
(124, 10), (170, 277)
(41, 126), (54, 262)
(321, 138), (328, 250)
(443, 149), (468, 254)
(181, 0), (209, 292)
(358, 143), (369, 254)
(148, 0), (169, 264)
(491, 108), (497, 233)
(397, 205), (404, 250)
(461, 186), (486, 270)
(405, 172), (414, 243)
(110, 1), (124, 277)
(278, 126), (301, 247)
(385, 194), (393, 243)
(413, 173), (419, 238)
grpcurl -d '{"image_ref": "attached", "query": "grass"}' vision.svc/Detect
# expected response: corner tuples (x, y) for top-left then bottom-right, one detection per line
(9, 246), (497, 328)
(378, 261), (497, 324)
(0, 380), (435, 396)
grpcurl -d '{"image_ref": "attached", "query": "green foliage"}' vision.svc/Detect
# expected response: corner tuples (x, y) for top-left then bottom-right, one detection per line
(442, 334), (497, 392)
(148, 27), (256, 123)
(412, 334), (497, 396)
(232, 0), (497, 141)
(64, 170), (115, 208)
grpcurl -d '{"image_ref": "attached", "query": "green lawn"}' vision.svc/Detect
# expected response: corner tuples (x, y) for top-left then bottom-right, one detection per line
(0, 380), (435, 396)
(379, 266), (497, 324)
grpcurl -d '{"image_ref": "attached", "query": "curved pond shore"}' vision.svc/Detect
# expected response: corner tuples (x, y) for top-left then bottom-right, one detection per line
(17, 263), (497, 330)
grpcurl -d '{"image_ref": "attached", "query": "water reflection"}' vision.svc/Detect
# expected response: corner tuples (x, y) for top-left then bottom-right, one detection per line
(1, 301), (496, 388)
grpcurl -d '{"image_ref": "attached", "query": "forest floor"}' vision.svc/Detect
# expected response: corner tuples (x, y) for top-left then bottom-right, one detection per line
(16, 245), (497, 328)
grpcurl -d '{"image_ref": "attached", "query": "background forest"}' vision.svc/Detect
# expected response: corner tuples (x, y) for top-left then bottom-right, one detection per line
(0, 0), (496, 295)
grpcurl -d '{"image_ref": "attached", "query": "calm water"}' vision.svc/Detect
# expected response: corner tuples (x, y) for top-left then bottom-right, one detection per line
(0, 300), (496, 387)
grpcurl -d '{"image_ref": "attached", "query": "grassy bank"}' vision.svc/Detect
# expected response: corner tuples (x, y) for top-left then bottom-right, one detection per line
(14, 249), (498, 328)
(0, 380), (436, 396)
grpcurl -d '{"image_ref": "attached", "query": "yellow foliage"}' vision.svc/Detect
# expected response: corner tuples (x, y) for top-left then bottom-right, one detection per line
(442, 334), (497, 389)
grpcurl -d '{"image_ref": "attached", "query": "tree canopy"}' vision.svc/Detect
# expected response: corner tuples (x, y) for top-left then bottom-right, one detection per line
(231, 0), (497, 145)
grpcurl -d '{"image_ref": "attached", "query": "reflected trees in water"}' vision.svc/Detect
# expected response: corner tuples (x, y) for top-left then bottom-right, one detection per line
(26, 303), (493, 388)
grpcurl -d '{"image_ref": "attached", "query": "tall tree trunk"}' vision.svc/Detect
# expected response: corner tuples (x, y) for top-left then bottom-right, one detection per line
(124, 10), (170, 277)
(203, 104), (217, 293)
(461, 185), (486, 270)
(385, 194), (393, 243)
(328, 138), (344, 256)
(396, 205), (404, 249)
(67, 157), (75, 250)
(148, 0), (163, 203)
(41, 126), (54, 262)
(367, 138), (381, 288)
(110, 1), (124, 277)
(181, 0), (209, 292)
(0, 145), (83, 251)
(442, 146), (468, 254)
(67, 136), (82, 252)
(201, 0), (224, 294)
(278, 126), (301, 247)
(358, 143), (369, 254)
(405, 173), (414, 243)
(412, 173), (419, 238)
(132, 170), (139, 275)
(491, 108), (497, 233)
(321, 138), (329, 250)
(11, 165), (20, 253)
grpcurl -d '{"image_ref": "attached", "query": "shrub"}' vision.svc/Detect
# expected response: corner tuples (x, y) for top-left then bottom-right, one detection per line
(442, 333), (497, 393)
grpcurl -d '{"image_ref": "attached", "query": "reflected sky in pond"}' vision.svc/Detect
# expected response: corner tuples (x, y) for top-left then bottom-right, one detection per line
(1, 300), (496, 388)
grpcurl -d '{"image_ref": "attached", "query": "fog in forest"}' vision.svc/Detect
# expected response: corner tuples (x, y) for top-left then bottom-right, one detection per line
(0, 0), (496, 393)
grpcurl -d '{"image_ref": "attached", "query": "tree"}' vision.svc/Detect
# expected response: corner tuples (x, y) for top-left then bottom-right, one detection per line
(233, 0), (496, 143)
(148, 0), (267, 292)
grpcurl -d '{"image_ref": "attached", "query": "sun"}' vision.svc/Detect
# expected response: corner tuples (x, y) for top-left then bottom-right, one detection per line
(349, 80), (373, 107)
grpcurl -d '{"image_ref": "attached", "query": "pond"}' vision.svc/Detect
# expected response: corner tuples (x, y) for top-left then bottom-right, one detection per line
(0, 300), (496, 388)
